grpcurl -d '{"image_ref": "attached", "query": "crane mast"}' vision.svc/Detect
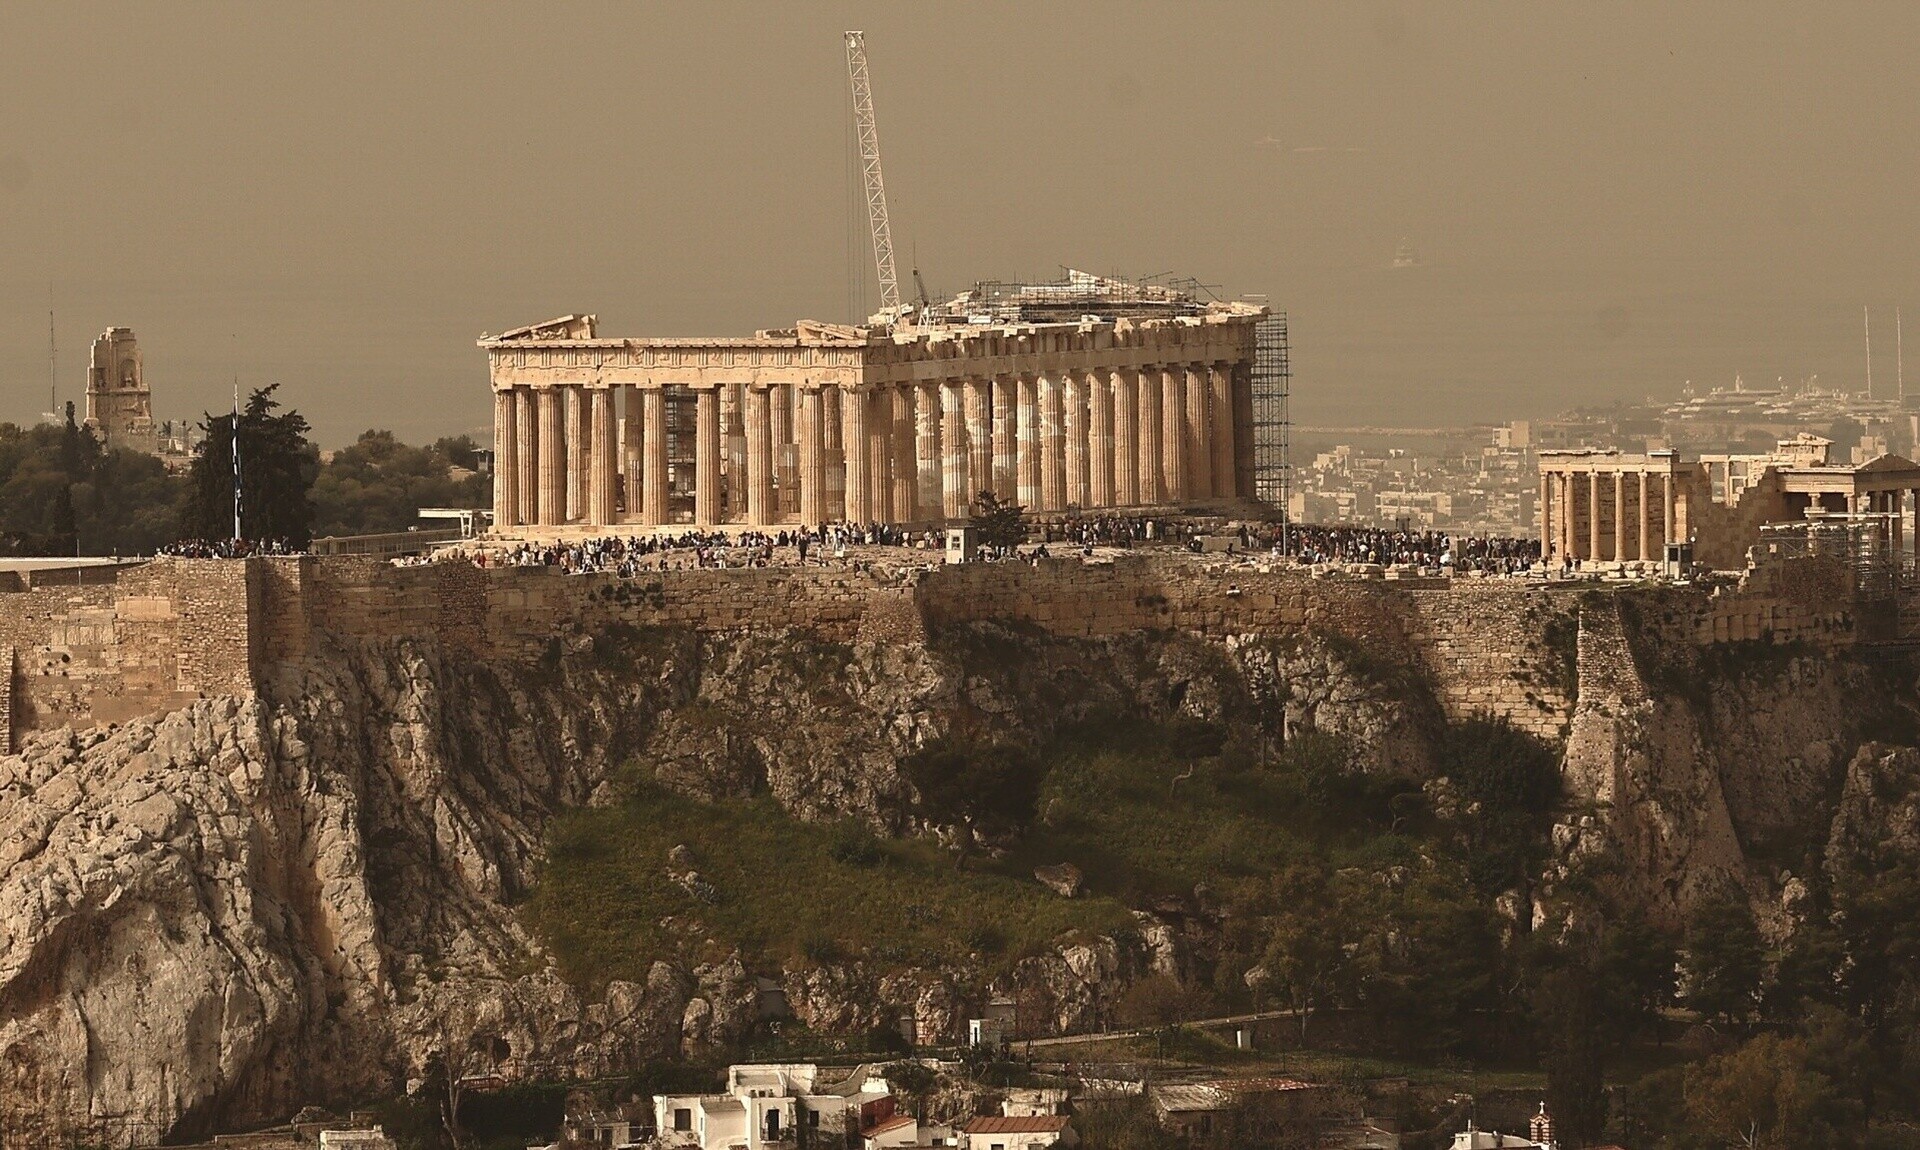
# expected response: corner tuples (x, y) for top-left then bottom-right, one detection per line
(845, 31), (901, 315)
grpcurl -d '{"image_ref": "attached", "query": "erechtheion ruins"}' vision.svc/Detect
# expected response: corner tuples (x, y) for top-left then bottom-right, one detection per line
(482, 276), (1267, 533)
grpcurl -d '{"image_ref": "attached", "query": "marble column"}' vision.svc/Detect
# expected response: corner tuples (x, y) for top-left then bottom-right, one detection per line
(589, 387), (617, 525)
(799, 388), (826, 526)
(1112, 368), (1139, 506)
(1588, 471), (1602, 560)
(1017, 374), (1041, 508)
(1539, 472), (1552, 557)
(843, 387), (871, 522)
(724, 384), (746, 521)
(746, 386), (774, 525)
(965, 378), (992, 509)
(1138, 368), (1164, 504)
(1038, 371), (1064, 512)
(992, 376), (1017, 501)
(1637, 472), (1650, 561)
(694, 388), (722, 525)
(823, 388), (845, 519)
(771, 384), (794, 519)
(892, 386), (916, 521)
(493, 389), (517, 529)
(1562, 472), (1577, 560)
(915, 382), (941, 517)
(567, 387), (590, 521)
(536, 388), (564, 526)
(623, 386), (643, 520)
(1611, 471), (1626, 561)
(1209, 363), (1235, 499)
(1088, 369), (1114, 508)
(1184, 365), (1211, 499)
(1161, 368), (1188, 504)
(867, 390), (892, 523)
(643, 389), (668, 525)
(516, 388), (538, 527)
(940, 380), (967, 519)
(1065, 369), (1089, 508)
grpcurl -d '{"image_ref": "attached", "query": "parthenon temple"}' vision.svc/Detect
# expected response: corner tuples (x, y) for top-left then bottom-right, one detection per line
(483, 276), (1265, 533)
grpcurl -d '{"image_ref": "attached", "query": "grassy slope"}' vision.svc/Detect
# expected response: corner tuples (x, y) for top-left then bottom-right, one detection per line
(521, 775), (1132, 991)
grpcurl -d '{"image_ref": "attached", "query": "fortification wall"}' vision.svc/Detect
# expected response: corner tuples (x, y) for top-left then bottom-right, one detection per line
(0, 560), (253, 737)
(0, 554), (1863, 745)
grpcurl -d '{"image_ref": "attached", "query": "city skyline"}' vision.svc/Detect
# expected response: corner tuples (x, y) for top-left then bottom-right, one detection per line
(5, 2), (1920, 445)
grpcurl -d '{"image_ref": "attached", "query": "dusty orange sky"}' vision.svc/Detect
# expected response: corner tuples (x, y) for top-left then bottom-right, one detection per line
(3, 2), (1917, 445)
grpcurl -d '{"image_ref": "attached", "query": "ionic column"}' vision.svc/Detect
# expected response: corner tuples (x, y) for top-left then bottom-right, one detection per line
(1138, 368), (1165, 504)
(643, 388), (668, 525)
(1017, 374), (1041, 508)
(771, 384), (795, 519)
(1637, 472), (1650, 560)
(1539, 471), (1552, 557)
(992, 375), (1017, 501)
(1065, 369), (1089, 508)
(799, 388), (826, 526)
(1562, 472), (1576, 559)
(892, 386), (916, 521)
(1184, 365), (1211, 499)
(567, 387), (590, 521)
(915, 382), (941, 516)
(1588, 471), (1602, 560)
(746, 386), (774, 525)
(940, 380), (968, 519)
(843, 387), (872, 522)
(1161, 368), (1189, 504)
(1609, 471), (1625, 561)
(1209, 363), (1235, 499)
(1088, 369), (1114, 507)
(965, 378), (992, 509)
(589, 387), (617, 526)
(868, 390), (892, 523)
(623, 386), (643, 520)
(493, 389), (518, 529)
(1112, 369), (1138, 505)
(694, 388), (722, 525)
(516, 388), (538, 527)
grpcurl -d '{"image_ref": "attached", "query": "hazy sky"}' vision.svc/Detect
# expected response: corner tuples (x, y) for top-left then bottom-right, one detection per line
(4, 2), (1919, 446)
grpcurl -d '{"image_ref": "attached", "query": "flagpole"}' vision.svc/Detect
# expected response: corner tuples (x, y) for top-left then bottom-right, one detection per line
(232, 382), (242, 543)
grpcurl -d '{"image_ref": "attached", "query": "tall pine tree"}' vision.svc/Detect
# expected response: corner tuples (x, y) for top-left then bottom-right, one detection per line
(181, 385), (317, 546)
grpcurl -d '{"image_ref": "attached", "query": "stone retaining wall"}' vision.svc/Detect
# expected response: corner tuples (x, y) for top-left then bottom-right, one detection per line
(0, 554), (1865, 745)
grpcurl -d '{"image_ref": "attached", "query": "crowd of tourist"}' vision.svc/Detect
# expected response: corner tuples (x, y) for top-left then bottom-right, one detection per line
(157, 537), (302, 559)
(155, 517), (1545, 579)
(1273, 524), (1540, 574)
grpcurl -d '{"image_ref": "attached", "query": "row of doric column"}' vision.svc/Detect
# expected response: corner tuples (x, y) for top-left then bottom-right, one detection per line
(492, 362), (1246, 530)
(1538, 467), (1678, 563)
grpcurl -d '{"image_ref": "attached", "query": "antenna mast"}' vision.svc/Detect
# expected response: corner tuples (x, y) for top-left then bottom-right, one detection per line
(47, 307), (56, 419)
(1865, 305), (1874, 399)
(1899, 307), (1905, 405)
(845, 31), (901, 315)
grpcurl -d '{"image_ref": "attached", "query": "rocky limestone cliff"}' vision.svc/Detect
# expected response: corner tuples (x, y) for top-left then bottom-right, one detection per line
(1, 587), (1915, 1146)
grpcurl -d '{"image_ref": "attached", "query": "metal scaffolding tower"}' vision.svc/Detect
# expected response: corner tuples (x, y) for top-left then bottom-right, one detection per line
(1252, 312), (1292, 520)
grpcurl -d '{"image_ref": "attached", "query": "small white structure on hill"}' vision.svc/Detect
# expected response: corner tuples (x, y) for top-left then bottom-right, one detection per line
(655, 1062), (896, 1150)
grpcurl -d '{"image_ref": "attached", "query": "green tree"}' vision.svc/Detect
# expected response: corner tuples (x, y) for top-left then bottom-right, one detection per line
(969, 489), (1025, 550)
(1685, 892), (1764, 1024)
(1260, 865), (1351, 1042)
(181, 385), (318, 545)
(902, 740), (1043, 868)
(1535, 963), (1610, 1146)
(310, 429), (488, 537)
(1683, 1033), (1840, 1150)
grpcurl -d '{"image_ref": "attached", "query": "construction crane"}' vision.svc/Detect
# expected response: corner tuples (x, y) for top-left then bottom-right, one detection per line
(845, 31), (902, 315)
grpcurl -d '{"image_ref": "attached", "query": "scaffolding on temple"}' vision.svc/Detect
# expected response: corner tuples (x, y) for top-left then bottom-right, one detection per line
(1252, 312), (1292, 533)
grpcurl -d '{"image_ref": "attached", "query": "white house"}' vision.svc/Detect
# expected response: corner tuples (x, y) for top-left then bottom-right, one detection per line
(958, 1115), (1076, 1150)
(655, 1063), (897, 1150)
